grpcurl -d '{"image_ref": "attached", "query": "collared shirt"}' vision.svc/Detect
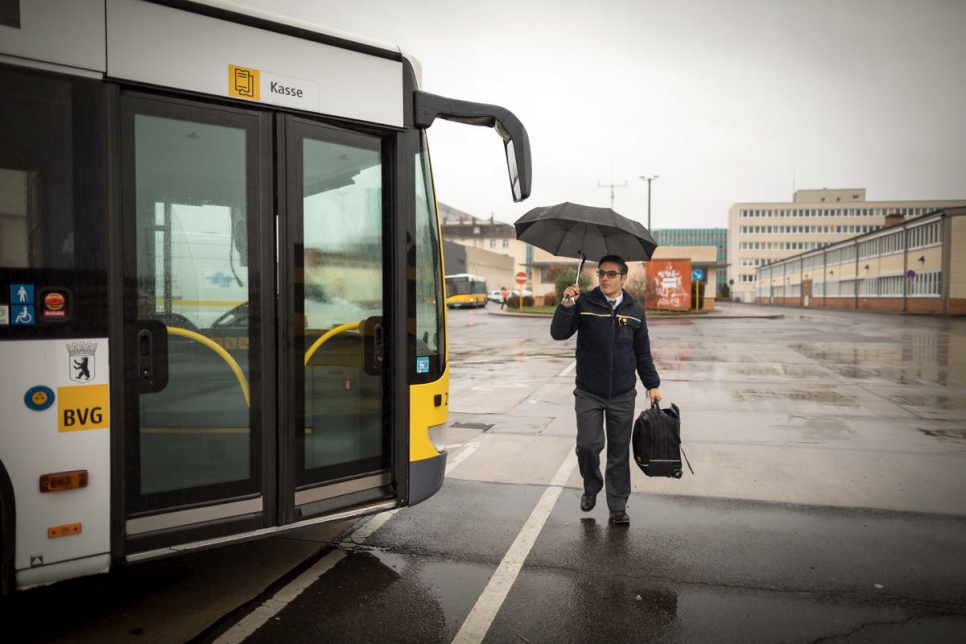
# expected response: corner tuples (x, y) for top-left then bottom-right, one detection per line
(607, 293), (624, 309)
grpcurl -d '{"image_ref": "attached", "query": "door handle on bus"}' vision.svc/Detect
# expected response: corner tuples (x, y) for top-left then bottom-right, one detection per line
(363, 316), (384, 376)
(134, 320), (169, 393)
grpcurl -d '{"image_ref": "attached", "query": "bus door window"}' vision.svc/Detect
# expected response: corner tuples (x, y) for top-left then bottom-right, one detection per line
(297, 126), (387, 483)
(126, 102), (260, 509)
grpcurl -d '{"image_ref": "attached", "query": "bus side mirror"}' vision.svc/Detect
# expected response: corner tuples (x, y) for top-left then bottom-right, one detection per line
(413, 90), (532, 202)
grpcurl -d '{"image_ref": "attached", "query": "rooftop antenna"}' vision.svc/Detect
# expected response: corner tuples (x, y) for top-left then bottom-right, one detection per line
(598, 179), (626, 209)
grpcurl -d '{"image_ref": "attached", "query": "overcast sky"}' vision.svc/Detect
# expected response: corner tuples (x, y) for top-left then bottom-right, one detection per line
(234, 0), (966, 230)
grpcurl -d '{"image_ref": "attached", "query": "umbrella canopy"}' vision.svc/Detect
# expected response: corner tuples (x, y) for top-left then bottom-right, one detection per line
(514, 202), (658, 264)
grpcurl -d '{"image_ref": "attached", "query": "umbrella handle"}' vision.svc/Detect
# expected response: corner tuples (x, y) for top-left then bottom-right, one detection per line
(564, 253), (585, 305)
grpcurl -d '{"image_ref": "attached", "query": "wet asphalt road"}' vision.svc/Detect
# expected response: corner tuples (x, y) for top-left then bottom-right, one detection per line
(218, 303), (966, 643)
(11, 303), (966, 643)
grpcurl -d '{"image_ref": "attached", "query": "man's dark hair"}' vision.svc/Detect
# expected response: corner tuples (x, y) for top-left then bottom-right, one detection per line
(598, 255), (628, 275)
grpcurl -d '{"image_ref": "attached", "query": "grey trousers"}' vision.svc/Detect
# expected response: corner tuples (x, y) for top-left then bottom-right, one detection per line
(574, 387), (637, 513)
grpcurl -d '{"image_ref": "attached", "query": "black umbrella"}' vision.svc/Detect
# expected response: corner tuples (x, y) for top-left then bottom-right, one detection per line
(514, 202), (658, 277)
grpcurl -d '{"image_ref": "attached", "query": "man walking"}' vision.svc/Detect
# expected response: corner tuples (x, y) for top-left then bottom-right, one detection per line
(550, 255), (661, 525)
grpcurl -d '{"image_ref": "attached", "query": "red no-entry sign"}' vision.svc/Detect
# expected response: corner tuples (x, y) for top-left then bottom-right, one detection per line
(515, 272), (527, 285)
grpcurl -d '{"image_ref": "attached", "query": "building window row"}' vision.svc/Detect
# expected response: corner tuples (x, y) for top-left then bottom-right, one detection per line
(909, 270), (941, 296)
(741, 207), (931, 218)
(803, 255), (824, 271)
(878, 275), (906, 297)
(908, 222), (941, 250)
(856, 272), (941, 297)
(818, 280), (855, 298)
(741, 225), (832, 234)
(740, 225), (885, 235)
(759, 272), (940, 298)
(740, 241), (828, 251)
(859, 232), (904, 259)
(826, 246), (857, 265)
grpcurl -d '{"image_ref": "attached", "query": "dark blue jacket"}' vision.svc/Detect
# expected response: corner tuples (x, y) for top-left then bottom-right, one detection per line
(550, 287), (660, 397)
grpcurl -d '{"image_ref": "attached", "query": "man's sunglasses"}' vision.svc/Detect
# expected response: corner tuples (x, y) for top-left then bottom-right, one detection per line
(596, 270), (624, 279)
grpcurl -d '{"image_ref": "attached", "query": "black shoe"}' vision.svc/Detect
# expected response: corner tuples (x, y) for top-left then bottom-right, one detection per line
(609, 511), (630, 525)
(580, 493), (596, 512)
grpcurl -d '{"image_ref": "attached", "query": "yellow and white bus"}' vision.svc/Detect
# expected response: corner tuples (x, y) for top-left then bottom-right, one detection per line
(445, 274), (488, 309)
(0, 0), (531, 592)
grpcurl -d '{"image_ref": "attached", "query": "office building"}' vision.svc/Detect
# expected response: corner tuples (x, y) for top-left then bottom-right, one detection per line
(754, 206), (966, 315)
(728, 189), (966, 302)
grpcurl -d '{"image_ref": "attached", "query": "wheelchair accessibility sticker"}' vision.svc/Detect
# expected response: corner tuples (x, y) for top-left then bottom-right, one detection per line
(10, 283), (35, 325)
(11, 304), (34, 326)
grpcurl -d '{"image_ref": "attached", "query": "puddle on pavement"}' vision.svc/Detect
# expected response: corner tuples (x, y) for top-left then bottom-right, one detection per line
(735, 389), (853, 405)
(916, 427), (966, 443)
(794, 419), (857, 442)
(728, 365), (783, 377)
(794, 339), (962, 386)
(726, 364), (827, 377)
(893, 394), (966, 411)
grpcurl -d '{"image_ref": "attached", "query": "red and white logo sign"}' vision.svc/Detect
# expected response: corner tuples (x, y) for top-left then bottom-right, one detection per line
(41, 290), (69, 320)
(515, 271), (527, 285)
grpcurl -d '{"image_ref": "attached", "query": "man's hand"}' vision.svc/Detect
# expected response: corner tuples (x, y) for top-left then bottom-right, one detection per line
(562, 285), (580, 308)
(648, 388), (662, 405)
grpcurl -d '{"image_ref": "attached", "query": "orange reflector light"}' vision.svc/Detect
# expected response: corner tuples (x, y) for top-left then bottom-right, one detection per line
(39, 470), (89, 492)
(48, 523), (82, 539)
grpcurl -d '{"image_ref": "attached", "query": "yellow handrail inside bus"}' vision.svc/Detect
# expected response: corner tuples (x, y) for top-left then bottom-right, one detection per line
(166, 326), (251, 407)
(304, 321), (361, 366)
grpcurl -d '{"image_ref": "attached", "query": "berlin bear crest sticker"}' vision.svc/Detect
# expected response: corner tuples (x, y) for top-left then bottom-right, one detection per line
(67, 341), (97, 383)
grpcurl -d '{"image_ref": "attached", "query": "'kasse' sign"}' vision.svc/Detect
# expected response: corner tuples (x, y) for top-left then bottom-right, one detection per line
(229, 65), (318, 111)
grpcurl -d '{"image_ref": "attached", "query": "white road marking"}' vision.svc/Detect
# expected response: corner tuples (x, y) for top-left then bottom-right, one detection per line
(445, 440), (480, 474)
(212, 549), (346, 644)
(213, 440), (484, 642)
(559, 360), (577, 377)
(451, 449), (577, 644)
(347, 442), (479, 545)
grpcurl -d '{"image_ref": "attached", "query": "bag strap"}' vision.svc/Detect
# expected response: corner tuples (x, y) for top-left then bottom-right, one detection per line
(680, 446), (695, 474)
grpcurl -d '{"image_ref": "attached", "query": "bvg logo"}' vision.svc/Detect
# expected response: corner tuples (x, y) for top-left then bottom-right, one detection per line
(229, 65), (260, 100)
(58, 384), (110, 432)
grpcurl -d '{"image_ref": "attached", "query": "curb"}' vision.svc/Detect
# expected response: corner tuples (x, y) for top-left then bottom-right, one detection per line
(484, 310), (784, 320)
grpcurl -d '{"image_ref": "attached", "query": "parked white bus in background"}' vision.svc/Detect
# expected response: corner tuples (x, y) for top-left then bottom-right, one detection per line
(0, 0), (531, 592)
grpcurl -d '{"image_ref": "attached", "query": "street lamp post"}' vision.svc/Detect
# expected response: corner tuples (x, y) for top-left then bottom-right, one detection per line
(639, 175), (659, 230)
